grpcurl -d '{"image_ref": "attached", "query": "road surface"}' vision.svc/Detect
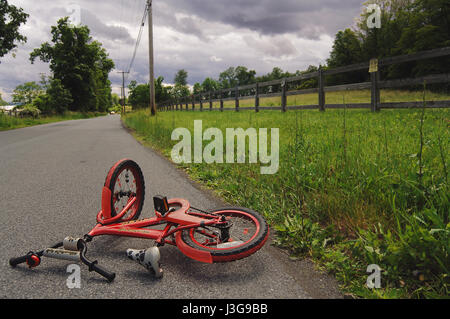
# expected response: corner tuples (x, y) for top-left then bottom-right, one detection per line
(0, 115), (342, 299)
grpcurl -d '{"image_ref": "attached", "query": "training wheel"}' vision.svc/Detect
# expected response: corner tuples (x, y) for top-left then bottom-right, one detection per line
(127, 247), (163, 278)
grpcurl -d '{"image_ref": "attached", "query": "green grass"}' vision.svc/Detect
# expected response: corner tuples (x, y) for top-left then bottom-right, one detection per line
(190, 89), (450, 109)
(123, 104), (449, 299)
(0, 111), (107, 131)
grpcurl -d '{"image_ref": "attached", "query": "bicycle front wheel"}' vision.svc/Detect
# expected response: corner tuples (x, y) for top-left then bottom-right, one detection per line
(179, 207), (269, 263)
(105, 159), (145, 222)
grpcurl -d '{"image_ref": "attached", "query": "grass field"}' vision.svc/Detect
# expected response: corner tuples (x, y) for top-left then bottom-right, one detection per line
(190, 89), (450, 109)
(0, 112), (107, 131)
(124, 99), (449, 298)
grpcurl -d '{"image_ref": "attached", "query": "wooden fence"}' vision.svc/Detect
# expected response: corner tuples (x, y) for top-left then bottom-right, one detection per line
(158, 46), (450, 112)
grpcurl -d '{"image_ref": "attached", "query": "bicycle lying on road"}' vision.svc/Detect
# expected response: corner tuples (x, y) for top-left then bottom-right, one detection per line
(9, 159), (269, 282)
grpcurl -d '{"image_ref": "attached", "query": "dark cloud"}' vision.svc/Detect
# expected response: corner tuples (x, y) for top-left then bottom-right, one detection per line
(156, 8), (206, 40)
(158, 0), (364, 38)
(81, 9), (134, 45)
(243, 35), (298, 58)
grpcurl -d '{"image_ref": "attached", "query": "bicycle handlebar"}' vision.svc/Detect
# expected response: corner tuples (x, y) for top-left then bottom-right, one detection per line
(78, 240), (116, 282)
(9, 255), (29, 267)
(88, 261), (116, 282)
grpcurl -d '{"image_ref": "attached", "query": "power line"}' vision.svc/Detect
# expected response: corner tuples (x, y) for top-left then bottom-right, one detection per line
(125, 1), (149, 80)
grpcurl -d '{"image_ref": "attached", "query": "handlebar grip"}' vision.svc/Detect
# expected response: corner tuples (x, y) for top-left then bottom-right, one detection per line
(9, 255), (28, 267)
(90, 262), (116, 282)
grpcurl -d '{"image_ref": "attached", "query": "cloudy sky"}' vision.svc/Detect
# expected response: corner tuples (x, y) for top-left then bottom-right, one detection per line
(0, 0), (366, 101)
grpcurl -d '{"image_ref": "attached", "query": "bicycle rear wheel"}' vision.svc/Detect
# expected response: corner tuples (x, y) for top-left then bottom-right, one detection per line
(179, 207), (269, 263)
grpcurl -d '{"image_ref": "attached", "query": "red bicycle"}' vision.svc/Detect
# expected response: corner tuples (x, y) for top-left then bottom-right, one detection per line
(9, 159), (269, 282)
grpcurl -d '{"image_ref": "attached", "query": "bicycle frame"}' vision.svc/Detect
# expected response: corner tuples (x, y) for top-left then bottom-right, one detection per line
(88, 197), (226, 264)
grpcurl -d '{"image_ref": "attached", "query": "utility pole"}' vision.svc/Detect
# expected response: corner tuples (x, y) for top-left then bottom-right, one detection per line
(117, 71), (129, 114)
(148, 0), (156, 116)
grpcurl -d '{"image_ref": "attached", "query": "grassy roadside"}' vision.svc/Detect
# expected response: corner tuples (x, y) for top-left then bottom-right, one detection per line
(123, 106), (449, 299)
(0, 111), (108, 131)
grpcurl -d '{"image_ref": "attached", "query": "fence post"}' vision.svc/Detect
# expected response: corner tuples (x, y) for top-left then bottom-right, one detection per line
(370, 72), (379, 112)
(255, 82), (260, 113)
(235, 86), (239, 112)
(192, 95), (195, 111)
(369, 58), (381, 112)
(318, 66), (326, 112)
(200, 94), (203, 111)
(281, 78), (287, 112)
(209, 91), (213, 111)
(220, 90), (224, 112)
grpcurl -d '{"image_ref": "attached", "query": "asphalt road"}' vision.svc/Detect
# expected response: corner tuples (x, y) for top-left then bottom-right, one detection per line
(0, 115), (342, 299)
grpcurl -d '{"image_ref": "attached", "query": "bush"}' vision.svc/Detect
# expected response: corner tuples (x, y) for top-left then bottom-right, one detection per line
(33, 94), (51, 114)
(14, 104), (41, 118)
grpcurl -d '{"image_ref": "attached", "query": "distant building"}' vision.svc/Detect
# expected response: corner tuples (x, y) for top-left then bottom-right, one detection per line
(0, 103), (23, 114)
(0, 103), (23, 112)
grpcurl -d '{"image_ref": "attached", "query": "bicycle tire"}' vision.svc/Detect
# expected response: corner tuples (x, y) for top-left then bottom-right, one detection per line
(179, 207), (269, 263)
(104, 159), (145, 222)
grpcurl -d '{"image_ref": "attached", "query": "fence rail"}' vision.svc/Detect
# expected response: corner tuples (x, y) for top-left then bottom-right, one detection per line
(158, 46), (450, 112)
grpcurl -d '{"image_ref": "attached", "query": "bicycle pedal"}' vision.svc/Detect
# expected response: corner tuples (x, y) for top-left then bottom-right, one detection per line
(126, 247), (163, 278)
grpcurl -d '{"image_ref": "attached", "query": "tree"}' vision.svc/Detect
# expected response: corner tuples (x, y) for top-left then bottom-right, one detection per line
(172, 70), (189, 98)
(172, 84), (190, 98)
(193, 83), (202, 95)
(111, 93), (120, 107)
(155, 76), (171, 102)
(201, 78), (219, 93)
(326, 28), (365, 84)
(219, 66), (257, 89)
(174, 69), (188, 86)
(33, 78), (73, 114)
(30, 18), (115, 112)
(219, 67), (237, 89)
(128, 76), (171, 109)
(297, 65), (319, 89)
(235, 66), (256, 85)
(46, 78), (73, 114)
(0, 92), (7, 105)
(128, 83), (150, 109)
(327, 29), (363, 68)
(352, 0), (450, 81)
(393, 0), (450, 78)
(12, 81), (42, 104)
(0, 1), (29, 61)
